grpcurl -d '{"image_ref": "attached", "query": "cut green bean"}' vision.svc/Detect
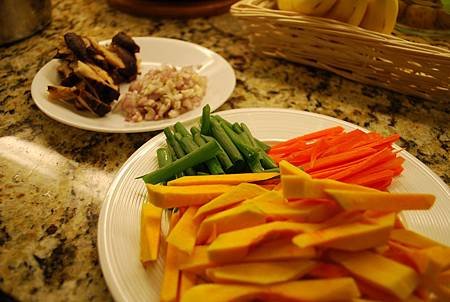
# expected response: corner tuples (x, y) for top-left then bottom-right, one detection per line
(239, 132), (252, 146)
(166, 142), (183, 178)
(180, 136), (199, 153)
(256, 138), (271, 152)
(190, 126), (201, 136)
(164, 128), (185, 158)
(141, 141), (219, 184)
(214, 115), (233, 128)
(222, 123), (264, 173)
(164, 127), (195, 176)
(156, 147), (172, 168)
(240, 123), (258, 148)
(260, 167), (280, 173)
(174, 122), (190, 137)
(232, 122), (243, 134)
(240, 122), (277, 169)
(210, 118), (243, 164)
(200, 104), (211, 136)
(259, 152), (278, 169)
(178, 135), (209, 174)
(193, 133), (224, 175)
(202, 135), (233, 171)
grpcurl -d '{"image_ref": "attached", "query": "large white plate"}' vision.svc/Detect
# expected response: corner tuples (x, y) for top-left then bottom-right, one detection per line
(31, 37), (235, 133)
(98, 108), (450, 302)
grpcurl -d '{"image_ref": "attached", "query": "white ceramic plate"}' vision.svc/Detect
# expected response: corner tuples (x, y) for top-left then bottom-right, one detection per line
(98, 108), (450, 302)
(31, 37), (235, 133)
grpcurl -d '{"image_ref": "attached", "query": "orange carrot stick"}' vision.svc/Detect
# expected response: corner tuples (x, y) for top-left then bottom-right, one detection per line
(325, 148), (395, 180)
(302, 147), (377, 172)
(270, 126), (344, 150)
(343, 170), (394, 187)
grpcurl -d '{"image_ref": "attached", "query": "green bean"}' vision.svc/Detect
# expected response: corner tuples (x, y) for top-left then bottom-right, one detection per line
(240, 123), (277, 169)
(141, 141), (219, 184)
(202, 135), (234, 171)
(193, 133), (225, 175)
(164, 127), (195, 176)
(210, 118), (243, 164)
(156, 147), (172, 168)
(232, 122), (243, 134)
(190, 126), (201, 136)
(200, 104), (212, 136)
(174, 122), (190, 137)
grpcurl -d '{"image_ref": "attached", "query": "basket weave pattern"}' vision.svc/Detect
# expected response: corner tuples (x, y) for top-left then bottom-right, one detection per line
(231, 0), (450, 102)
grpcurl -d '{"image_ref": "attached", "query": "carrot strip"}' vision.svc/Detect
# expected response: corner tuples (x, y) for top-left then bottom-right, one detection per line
(270, 126), (344, 150)
(326, 148), (395, 180)
(309, 157), (369, 179)
(302, 147), (377, 172)
(354, 157), (405, 177)
(309, 138), (328, 168)
(268, 140), (307, 155)
(357, 134), (400, 150)
(343, 170), (394, 187)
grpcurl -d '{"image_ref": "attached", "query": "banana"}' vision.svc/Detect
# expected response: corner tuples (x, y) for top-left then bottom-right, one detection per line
(360, 0), (399, 34)
(278, 0), (338, 16)
(325, 0), (369, 25)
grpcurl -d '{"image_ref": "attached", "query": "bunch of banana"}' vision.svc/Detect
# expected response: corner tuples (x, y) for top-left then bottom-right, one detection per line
(277, 0), (400, 34)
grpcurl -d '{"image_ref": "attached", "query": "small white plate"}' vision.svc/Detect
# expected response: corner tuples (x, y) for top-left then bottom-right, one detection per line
(31, 37), (235, 133)
(98, 108), (450, 302)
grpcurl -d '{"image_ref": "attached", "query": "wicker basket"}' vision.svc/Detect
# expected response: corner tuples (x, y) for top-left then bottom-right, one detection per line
(231, 0), (450, 102)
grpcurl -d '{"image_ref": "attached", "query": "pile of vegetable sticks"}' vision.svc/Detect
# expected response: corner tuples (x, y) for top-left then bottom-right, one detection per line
(269, 126), (403, 191)
(141, 105), (277, 184)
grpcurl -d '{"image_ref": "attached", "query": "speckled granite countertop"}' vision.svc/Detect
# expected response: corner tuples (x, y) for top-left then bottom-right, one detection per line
(0, 0), (448, 301)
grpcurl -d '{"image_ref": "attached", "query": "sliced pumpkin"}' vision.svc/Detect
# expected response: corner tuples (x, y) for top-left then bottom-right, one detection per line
(208, 221), (319, 262)
(179, 240), (315, 273)
(282, 175), (376, 199)
(181, 283), (261, 302)
(206, 260), (316, 285)
(196, 203), (266, 244)
(292, 213), (395, 251)
(390, 229), (442, 249)
(193, 183), (267, 221)
(166, 207), (199, 255)
(146, 184), (231, 208)
(325, 189), (435, 211)
(181, 278), (360, 302)
(167, 172), (279, 186)
(244, 239), (316, 262)
(247, 198), (338, 223)
(160, 214), (183, 302)
(268, 278), (361, 301)
(140, 202), (162, 265)
(179, 271), (197, 300)
(279, 160), (312, 178)
(330, 250), (420, 300)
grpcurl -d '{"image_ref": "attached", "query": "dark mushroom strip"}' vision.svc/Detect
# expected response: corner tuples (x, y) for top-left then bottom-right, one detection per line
(112, 32), (140, 53)
(111, 45), (138, 82)
(75, 89), (111, 117)
(64, 33), (89, 61)
(60, 73), (81, 87)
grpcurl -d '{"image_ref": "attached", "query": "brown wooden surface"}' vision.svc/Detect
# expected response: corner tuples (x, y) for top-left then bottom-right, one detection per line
(108, 0), (238, 17)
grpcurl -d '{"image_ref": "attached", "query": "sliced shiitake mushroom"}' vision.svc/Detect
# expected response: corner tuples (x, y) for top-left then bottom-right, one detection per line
(112, 32), (140, 53)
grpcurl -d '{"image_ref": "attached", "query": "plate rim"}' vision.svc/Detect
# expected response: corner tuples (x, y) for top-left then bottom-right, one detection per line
(98, 107), (450, 302)
(30, 36), (236, 133)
